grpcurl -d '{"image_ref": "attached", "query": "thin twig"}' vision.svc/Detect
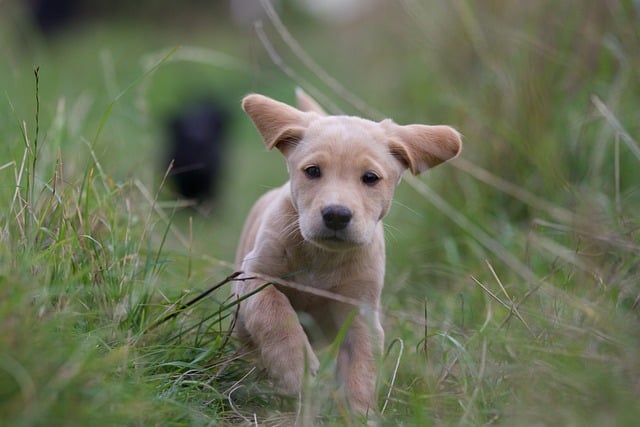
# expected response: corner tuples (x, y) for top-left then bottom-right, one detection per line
(148, 268), (468, 338)
(253, 21), (342, 114)
(381, 338), (404, 415)
(258, 0), (384, 119)
(459, 337), (487, 425)
(225, 365), (259, 424)
(592, 95), (640, 161)
(404, 174), (540, 285)
(452, 157), (574, 223)
(145, 272), (242, 332)
(485, 260), (534, 336)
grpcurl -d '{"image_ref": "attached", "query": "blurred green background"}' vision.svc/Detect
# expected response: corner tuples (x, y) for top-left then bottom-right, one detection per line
(1, 0), (639, 425)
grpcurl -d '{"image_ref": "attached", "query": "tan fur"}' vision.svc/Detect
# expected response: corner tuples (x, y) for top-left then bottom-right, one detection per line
(234, 90), (461, 416)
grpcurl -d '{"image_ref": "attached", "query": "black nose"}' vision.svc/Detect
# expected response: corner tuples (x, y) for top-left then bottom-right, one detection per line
(321, 205), (352, 230)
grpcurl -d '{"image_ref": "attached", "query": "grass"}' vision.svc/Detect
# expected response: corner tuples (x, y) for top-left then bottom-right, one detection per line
(1, 1), (639, 425)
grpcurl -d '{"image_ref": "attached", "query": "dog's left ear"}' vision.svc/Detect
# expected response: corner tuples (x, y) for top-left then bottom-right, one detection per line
(295, 88), (327, 115)
(242, 94), (317, 155)
(382, 120), (462, 174)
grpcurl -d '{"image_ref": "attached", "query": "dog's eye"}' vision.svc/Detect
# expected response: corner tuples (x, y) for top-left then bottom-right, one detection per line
(362, 171), (380, 186)
(304, 165), (322, 179)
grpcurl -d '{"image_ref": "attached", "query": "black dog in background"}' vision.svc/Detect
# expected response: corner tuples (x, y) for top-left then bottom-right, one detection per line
(165, 100), (231, 206)
(29, 0), (79, 34)
(27, 1), (232, 207)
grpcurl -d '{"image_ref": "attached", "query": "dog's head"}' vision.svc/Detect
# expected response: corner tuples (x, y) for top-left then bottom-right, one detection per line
(242, 91), (461, 251)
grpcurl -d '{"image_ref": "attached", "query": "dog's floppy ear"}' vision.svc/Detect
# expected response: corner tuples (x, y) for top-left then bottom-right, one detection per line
(242, 94), (316, 155)
(295, 87), (327, 115)
(383, 120), (462, 174)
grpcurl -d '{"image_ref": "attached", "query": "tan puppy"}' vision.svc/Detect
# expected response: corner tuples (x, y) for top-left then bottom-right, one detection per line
(234, 90), (461, 416)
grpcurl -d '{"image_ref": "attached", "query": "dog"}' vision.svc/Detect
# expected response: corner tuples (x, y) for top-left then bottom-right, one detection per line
(233, 89), (461, 417)
(165, 99), (230, 205)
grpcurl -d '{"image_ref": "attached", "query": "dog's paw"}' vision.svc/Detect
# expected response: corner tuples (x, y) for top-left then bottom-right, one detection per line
(262, 335), (319, 394)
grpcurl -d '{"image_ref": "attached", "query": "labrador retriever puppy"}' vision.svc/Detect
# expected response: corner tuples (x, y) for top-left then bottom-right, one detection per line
(233, 90), (461, 417)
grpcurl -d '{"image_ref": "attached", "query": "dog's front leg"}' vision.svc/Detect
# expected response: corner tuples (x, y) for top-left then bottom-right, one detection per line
(337, 313), (384, 415)
(239, 282), (319, 394)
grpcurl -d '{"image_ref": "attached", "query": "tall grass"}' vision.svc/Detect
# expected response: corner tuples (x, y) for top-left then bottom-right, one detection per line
(257, 1), (640, 424)
(374, 2), (640, 425)
(1, 1), (639, 426)
(0, 49), (241, 426)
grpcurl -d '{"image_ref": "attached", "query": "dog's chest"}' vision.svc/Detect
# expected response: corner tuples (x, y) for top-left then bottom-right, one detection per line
(277, 251), (338, 299)
(278, 246), (382, 308)
(284, 245), (356, 287)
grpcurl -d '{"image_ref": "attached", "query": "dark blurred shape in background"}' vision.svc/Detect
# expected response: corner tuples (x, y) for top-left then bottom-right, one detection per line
(29, 0), (80, 34)
(26, 0), (376, 37)
(27, 0), (277, 35)
(165, 100), (231, 206)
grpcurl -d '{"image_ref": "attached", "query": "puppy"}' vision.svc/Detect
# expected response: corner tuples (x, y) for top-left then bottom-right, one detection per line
(165, 100), (230, 204)
(234, 90), (461, 416)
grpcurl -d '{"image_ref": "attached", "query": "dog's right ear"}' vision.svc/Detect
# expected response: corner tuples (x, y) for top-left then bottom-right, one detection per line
(242, 94), (316, 156)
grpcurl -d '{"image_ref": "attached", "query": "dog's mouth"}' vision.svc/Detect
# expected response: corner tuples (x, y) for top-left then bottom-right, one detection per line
(308, 231), (364, 251)
(320, 234), (348, 244)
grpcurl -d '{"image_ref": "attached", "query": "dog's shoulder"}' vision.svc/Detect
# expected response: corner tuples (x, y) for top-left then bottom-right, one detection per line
(236, 182), (298, 267)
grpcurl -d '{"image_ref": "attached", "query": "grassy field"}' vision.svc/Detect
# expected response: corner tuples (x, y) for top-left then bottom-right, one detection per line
(1, 1), (639, 425)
